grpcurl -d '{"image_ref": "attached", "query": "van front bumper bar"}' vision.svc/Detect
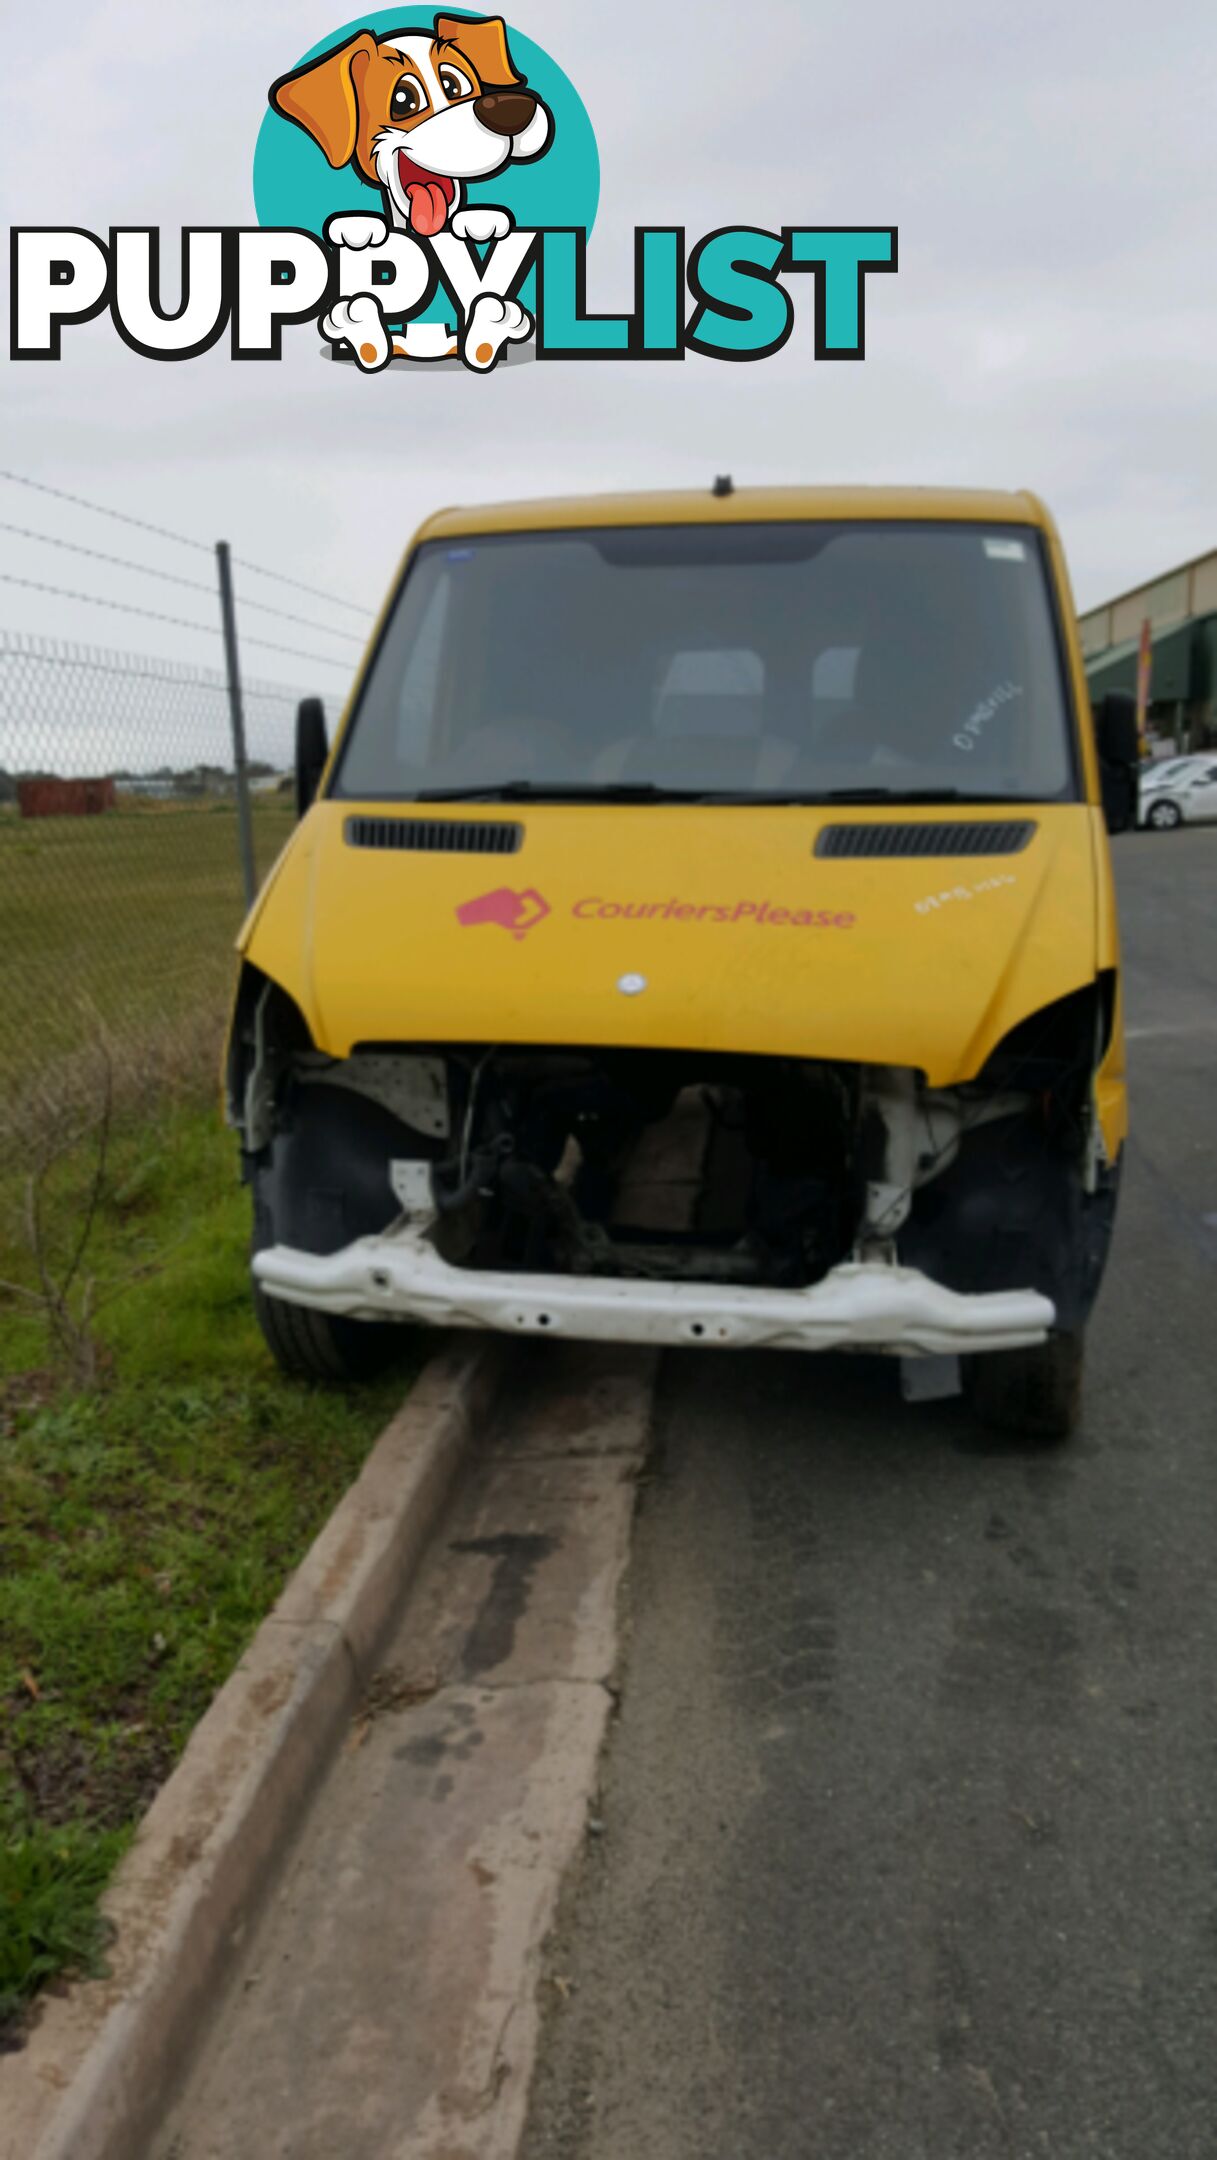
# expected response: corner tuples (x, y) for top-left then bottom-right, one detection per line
(253, 1230), (1055, 1357)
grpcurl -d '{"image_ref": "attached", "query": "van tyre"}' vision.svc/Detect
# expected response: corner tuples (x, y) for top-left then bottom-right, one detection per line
(252, 1276), (400, 1384)
(245, 1086), (420, 1384)
(1146, 799), (1182, 830)
(964, 1330), (1083, 1442)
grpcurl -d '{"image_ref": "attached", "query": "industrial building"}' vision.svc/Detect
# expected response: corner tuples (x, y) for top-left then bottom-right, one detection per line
(1080, 547), (1217, 750)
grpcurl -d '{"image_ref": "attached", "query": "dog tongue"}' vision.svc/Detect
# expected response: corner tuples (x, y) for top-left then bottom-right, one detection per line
(407, 181), (449, 237)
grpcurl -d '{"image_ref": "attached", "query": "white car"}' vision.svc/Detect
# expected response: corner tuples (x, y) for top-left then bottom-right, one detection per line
(1139, 754), (1217, 830)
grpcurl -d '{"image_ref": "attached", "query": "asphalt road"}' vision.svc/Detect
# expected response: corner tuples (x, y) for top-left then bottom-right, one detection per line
(524, 828), (1217, 2160)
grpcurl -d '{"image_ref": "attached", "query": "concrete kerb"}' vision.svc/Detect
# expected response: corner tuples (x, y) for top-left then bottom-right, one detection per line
(0, 1337), (508, 2160)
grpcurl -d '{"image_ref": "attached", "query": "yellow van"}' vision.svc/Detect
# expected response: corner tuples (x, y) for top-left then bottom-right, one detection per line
(226, 487), (1138, 1438)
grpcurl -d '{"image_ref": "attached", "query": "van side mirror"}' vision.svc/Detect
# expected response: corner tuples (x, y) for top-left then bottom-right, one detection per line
(1095, 690), (1139, 767)
(295, 697), (329, 818)
(1093, 690), (1139, 835)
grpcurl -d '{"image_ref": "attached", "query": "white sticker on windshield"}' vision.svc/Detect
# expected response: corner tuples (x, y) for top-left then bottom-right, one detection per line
(983, 537), (1027, 561)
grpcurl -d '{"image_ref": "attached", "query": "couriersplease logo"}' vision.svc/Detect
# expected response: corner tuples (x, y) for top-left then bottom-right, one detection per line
(455, 887), (858, 934)
(10, 10), (897, 375)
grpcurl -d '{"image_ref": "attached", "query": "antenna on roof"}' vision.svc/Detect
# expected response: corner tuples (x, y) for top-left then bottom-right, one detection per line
(712, 474), (734, 498)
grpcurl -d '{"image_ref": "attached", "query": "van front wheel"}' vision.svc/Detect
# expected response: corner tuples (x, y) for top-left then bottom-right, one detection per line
(252, 1277), (401, 1384)
(964, 1331), (1083, 1442)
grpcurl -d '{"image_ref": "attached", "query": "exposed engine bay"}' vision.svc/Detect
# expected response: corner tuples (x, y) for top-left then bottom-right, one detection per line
(227, 968), (1120, 1335)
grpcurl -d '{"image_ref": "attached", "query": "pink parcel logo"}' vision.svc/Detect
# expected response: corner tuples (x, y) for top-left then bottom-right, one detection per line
(455, 886), (551, 939)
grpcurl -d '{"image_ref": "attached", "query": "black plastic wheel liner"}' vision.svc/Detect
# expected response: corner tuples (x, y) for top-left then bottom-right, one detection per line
(250, 1083), (433, 1257)
(899, 1117), (1122, 1333)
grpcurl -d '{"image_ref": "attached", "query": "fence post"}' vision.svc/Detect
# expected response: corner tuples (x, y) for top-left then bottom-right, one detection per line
(215, 540), (257, 909)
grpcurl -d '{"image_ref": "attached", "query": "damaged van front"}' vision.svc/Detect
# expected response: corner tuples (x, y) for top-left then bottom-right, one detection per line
(226, 487), (1135, 1437)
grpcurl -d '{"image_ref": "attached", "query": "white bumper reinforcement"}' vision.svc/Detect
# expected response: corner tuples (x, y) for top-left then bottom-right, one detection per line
(253, 1232), (1055, 1357)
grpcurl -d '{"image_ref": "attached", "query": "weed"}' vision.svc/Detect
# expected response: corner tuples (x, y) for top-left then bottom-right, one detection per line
(0, 1792), (128, 2042)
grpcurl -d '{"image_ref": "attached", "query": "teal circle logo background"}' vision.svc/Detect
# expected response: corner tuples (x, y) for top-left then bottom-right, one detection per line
(253, 12), (599, 323)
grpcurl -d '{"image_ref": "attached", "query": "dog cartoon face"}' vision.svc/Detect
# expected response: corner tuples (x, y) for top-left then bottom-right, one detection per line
(270, 15), (553, 236)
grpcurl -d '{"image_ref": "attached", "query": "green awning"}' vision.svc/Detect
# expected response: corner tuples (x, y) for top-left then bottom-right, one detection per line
(1085, 617), (1205, 704)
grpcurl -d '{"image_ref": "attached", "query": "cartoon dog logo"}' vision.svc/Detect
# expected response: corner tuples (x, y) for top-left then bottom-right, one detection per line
(455, 886), (551, 938)
(269, 15), (553, 370)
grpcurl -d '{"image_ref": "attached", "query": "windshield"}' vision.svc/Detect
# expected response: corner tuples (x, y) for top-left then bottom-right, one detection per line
(333, 521), (1077, 805)
(1145, 758), (1199, 784)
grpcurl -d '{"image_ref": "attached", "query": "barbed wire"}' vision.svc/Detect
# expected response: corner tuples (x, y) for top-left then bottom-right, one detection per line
(0, 519), (366, 642)
(0, 466), (212, 554)
(0, 468), (375, 620)
(230, 554), (377, 617)
(0, 573), (354, 670)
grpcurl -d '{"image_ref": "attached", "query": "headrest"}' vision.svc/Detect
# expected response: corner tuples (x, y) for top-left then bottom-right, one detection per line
(654, 692), (763, 740)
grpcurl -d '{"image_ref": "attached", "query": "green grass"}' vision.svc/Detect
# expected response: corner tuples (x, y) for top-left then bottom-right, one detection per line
(0, 799), (296, 1137)
(0, 1102), (414, 2040)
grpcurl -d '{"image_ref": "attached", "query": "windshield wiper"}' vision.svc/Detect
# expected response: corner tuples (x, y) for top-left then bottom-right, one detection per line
(410, 781), (1036, 807)
(413, 780), (708, 803)
(814, 786), (1013, 805)
(691, 786), (1035, 806)
(812, 781), (1041, 807)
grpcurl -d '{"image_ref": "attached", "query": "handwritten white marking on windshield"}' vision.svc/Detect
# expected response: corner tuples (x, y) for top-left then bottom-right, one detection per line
(953, 680), (1023, 753)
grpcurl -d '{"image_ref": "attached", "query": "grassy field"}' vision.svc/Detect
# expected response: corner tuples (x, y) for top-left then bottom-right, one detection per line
(1, 798), (296, 1153)
(0, 1102), (414, 2041)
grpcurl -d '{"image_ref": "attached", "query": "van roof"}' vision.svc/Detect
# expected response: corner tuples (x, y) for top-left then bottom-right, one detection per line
(419, 485), (1048, 542)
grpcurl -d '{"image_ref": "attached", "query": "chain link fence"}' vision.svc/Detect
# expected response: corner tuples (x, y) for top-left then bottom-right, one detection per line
(1, 630), (334, 1167)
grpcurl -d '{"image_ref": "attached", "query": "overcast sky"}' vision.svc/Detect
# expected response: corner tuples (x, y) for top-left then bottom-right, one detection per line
(2, 0), (1216, 727)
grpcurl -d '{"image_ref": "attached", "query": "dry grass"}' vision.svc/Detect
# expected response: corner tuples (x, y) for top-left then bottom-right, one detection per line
(3, 1003), (230, 1180)
(1, 797), (294, 1169)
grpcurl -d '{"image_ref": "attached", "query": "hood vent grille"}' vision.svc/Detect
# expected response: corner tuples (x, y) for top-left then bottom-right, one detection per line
(345, 816), (523, 856)
(815, 819), (1036, 860)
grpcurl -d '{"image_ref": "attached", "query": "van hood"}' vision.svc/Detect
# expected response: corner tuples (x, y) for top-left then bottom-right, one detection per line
(241, 801), (1100, 1086)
